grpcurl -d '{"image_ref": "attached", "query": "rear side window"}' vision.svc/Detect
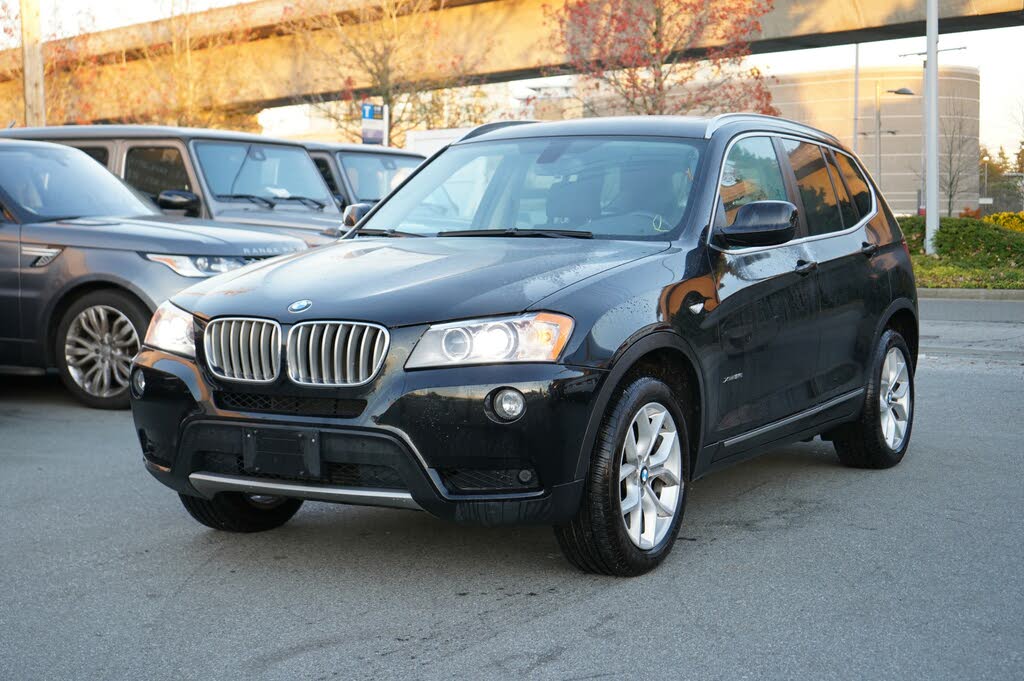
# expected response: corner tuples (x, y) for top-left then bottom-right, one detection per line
(780, 140), (843, 236)
(834, 152), (873, 218)
(718, 136), (788, 226)
(124, 146), (192, 199)
(77, 146), (109, 166)
(824, 151), (859, 227)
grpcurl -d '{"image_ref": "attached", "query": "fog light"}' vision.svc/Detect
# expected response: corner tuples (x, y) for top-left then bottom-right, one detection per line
(492, 388), (526, 421)
(131, 369), (146, 397)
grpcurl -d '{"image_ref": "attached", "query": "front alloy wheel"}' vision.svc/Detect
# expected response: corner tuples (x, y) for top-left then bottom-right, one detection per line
(555, 376), (689, 576)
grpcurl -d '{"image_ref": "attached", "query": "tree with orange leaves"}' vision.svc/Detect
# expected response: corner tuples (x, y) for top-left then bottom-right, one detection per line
(547, 0), (778, 117)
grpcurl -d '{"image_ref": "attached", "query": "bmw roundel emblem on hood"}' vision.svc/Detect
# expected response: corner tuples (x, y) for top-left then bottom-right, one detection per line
(288, 299), (313, 313)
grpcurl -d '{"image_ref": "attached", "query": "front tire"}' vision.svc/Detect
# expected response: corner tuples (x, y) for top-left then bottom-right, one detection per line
(833, 329), (915, 469)
(55, 290), (149, 409)
(179, 493), (303, 533)
(555, 376), (689, 576)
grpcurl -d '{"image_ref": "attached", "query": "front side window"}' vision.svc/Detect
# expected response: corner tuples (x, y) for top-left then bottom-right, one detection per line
(195, 141), (332, 207)
(362, 136), (705, 239)
(718, 136), (788, 226)
(0, 147), (158, 223)
(124, 146), (192, 199)
(781, 140), (843, 236)
(338, 152), (421, 202)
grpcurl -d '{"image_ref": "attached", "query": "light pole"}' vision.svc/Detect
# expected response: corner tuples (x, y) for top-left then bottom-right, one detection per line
(982, 155), (990, 197)
(873, 84), (915, 189)
(925, 0), (939, 254)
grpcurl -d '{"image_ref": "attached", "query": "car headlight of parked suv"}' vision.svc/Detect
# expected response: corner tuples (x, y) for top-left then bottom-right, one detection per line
(405, 312), (574, 368)
(146, 253), (252, 277)
(144, 301), (196, 358)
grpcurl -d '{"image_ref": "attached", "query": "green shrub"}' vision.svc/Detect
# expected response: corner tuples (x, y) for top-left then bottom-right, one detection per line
(933, 219), (1024, 268)
(898, 216), (926, 254)
(983, 212), (1024, 233)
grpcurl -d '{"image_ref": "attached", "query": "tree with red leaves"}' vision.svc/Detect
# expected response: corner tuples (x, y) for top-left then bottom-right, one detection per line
(548, 0), (778, 116)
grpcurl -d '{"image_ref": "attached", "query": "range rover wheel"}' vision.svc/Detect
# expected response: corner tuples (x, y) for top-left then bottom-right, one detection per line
(833, 329), (914, 469)
(555, 376), (688, 576)
(179, 493), (304, 533)
(55, 290), (150, 409)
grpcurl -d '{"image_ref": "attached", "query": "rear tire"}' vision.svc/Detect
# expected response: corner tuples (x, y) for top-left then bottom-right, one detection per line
(833, 329), (914, 469)
(179, 493), (303, 532)
(555, 376), (689, 576)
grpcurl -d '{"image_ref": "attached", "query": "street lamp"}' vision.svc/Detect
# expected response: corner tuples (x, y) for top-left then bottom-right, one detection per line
(982, 155), (990, 197)
(873, 84), (915, 187)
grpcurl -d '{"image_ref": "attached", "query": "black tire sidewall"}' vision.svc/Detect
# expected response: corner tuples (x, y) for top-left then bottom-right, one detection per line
(55, 290), (151, 409)
(595, 377), (690, 573)
(864, 330), (915, 460)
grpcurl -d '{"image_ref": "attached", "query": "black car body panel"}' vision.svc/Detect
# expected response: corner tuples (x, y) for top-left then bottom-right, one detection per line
(130, 115), (918, 527)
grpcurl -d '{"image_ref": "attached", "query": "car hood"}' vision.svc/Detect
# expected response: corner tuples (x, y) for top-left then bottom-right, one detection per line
(20, 215), (307, 257)
(174, 236), (669, 326)
(214, 208), (343, 245)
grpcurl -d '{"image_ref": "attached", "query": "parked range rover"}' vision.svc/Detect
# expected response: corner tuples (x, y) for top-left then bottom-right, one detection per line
(0, 139), (306, 408)
(0, 126), (341, 247)
(131, 115), (918, 575)
(304, 141), (424, 208)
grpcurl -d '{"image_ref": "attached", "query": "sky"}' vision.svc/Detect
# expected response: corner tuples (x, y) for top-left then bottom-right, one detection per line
(16, 1), (1024, 153)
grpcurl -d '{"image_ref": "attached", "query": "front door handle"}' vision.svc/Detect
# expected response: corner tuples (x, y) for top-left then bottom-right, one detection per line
(860, 242), (879, 257)
(794, 260), (818, 276)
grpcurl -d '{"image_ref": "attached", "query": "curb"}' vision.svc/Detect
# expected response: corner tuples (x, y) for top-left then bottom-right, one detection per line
(918, 288), (1024, 301)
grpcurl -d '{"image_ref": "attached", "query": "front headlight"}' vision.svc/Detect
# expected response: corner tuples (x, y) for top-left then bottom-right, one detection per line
(146, 254), (249, 277)
(406, 312), (573, 369)
(144, 301), (196, 358)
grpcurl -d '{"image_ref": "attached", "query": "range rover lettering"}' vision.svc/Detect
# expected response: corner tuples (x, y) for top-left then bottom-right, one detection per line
(130, 115), (918, 576)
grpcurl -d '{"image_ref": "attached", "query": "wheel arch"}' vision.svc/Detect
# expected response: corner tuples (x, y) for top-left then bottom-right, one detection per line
(44, 278), (155, 368)
(573, 330), (706, 483)
(876, 298), (919, 369)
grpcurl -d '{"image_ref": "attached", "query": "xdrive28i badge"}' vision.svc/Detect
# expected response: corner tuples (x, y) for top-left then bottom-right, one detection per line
(288, 299), (312, 313)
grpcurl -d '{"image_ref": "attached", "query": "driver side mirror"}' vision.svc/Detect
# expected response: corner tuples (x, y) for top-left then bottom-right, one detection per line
(157, 189), (201, 217)
(718, 200), (798, 248)
(342, 202), (373, 227)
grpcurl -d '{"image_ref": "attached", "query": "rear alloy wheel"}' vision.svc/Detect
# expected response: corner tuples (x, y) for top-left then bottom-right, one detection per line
(55, 290), (149, 409)
(555, 376), (689, 576)
(833, 329), (914, 469)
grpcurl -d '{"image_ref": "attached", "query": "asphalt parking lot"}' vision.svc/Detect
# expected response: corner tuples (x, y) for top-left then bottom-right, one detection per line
(2, 299), (1022, 680)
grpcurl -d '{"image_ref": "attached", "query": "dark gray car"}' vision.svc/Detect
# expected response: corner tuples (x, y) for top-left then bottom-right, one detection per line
(0, 125), (343, 247)
(304, 141), (424, 208)
(0, 139), (306, 408)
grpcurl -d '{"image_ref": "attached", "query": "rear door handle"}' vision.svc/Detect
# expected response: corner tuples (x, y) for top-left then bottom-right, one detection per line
(794, 260), (818, 275)
(860, 242), (879, 257)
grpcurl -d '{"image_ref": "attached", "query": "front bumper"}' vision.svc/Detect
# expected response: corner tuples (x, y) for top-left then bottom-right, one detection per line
(130, 344), (606, 526)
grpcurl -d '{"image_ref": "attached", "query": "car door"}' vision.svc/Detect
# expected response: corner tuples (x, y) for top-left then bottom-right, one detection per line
(0, 199), (21, 364)
(706, 134), (822, 453)
(780, 140), (874, 401)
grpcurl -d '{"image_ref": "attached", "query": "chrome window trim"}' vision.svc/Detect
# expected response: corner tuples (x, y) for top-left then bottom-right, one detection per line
(203, 316), (282, 384)
(708, 131), (879, 256)
(285, 320), (391, 387)
(703, 113), (840, 144)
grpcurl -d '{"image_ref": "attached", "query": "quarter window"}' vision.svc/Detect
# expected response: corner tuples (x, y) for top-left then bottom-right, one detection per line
(313, 157), (340, 194)
(718, 136), (787, 226)
(781, 140), (843, 236)
(124, 146), (192, 199)
(824, 151), (859, 227)
(834, 152), (873, 218)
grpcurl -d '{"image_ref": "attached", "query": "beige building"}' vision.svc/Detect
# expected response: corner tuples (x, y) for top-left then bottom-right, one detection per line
(767, 66), (980, 216)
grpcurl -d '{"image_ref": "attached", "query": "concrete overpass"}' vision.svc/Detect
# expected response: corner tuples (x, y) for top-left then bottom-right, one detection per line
(1, 0), (1021, 123)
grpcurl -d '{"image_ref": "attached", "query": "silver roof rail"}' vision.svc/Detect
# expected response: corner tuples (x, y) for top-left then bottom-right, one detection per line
(458, 120), (538, 142)
(704, 113), (840, 144)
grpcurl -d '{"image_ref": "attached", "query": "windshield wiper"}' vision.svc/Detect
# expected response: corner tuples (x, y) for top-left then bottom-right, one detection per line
(216, 193), (276, 209)
(351, 227), (424, 238)
(275, 196), (326, 210)
(437, 227), (593, 239)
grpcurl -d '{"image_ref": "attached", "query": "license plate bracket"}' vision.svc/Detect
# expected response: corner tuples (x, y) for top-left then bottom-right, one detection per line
(241, 427), (321, 479)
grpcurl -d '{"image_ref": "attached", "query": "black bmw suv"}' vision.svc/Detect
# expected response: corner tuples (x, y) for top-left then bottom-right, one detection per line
(130, 115), (918, 576)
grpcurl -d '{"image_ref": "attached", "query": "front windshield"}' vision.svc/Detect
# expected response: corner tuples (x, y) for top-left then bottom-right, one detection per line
(195, 141), (333, 208)
(362, 136), (704, 239)
(338, 152), (422, 202)
(0, 146), (158, 223)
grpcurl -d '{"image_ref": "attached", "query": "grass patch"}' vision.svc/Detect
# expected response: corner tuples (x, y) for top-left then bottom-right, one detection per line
(898, 216), (1024, 289)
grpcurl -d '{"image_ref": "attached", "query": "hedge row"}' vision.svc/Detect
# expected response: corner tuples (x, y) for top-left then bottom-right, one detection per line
(983, 212), (1024, 233)
(896, 215), (1023, 269)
